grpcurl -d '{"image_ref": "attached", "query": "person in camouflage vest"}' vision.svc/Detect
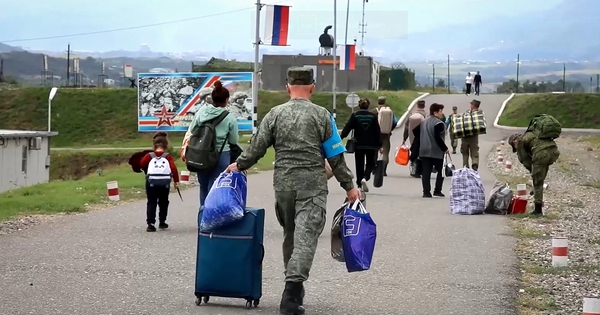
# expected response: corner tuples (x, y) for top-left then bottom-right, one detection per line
(226, 66), (361, 314)
(509, 132), (560, 215)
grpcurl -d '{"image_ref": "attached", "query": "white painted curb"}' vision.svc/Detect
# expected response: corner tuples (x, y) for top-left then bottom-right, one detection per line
(397, 93), (430, 129)
(493, 93), (600, 134)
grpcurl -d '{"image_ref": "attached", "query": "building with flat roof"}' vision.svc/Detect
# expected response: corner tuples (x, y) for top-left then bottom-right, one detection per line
(0, 130), (58, 193)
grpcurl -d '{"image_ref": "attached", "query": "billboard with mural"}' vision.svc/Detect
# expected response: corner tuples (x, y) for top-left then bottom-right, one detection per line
(137, 72), (253, 132)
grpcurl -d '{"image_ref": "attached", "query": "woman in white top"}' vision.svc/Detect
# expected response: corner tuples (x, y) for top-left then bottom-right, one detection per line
(465, 72), (473, 96)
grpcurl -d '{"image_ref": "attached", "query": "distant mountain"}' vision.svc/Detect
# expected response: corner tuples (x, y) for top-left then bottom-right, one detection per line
(369, 0), (600, 61)
(0, 42), (22, 53)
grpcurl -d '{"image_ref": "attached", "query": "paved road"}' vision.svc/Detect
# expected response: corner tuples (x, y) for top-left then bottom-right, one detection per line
(0, 94), (517, 315)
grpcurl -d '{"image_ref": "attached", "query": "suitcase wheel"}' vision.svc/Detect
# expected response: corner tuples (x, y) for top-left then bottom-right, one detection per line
(194, 295), (209, 306)
(245, 299), (259, 309)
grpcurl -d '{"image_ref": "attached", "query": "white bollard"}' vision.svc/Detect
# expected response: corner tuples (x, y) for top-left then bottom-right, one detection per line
(180, 171), (190, 184)
(106, 181), (120, 201)
(517, 184), (527, 197)
(552, 237), (568, 267)
(583, 297), (600, 315)
(497, 155), (504, 163)
(504, 161), (512, 172)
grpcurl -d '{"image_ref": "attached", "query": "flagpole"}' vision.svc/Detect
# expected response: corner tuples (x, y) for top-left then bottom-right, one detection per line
(344, 0), (350, 92)
(252, 0), (261, 135)
(332, 0), (337, 119)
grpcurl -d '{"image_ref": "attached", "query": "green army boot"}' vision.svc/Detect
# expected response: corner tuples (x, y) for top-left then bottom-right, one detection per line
(532, 203), (543, 216)
(279, 281), (305, 315)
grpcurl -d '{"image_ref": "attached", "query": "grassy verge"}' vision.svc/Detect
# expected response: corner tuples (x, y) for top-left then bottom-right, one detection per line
(0, 87), (419, 148)
(0, 148), (275, 222)
(498, 93), (600, 127)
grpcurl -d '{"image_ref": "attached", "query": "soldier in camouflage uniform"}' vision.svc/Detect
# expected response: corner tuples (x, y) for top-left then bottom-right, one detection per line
(509, 133), (560, 215)
(226, 66), (361, 315)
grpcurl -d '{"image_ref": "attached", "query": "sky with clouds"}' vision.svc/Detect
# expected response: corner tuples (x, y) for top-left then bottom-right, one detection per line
(0, 0), (563, 52)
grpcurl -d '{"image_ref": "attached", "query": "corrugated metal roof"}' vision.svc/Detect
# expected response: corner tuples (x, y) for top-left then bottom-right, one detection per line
(0, 129), (59, 138)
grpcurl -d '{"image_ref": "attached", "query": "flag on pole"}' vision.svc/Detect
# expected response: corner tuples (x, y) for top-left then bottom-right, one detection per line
(264, 5), (290, 46)
(339, 44), (356, 70)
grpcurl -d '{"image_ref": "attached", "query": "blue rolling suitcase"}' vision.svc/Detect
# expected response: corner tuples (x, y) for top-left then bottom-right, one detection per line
(194, 207), (265, 309)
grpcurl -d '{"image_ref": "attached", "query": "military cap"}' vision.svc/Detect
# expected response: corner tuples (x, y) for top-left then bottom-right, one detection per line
(452, 106), (458, 110)
(508, 133), (521, 153)
(287, 66), (315, 85)
(471, 99), (481, 107)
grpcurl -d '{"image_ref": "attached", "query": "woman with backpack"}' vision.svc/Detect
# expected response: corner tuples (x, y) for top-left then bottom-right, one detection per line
(340, 98), (382, 192)
(181, 80), (241, 207)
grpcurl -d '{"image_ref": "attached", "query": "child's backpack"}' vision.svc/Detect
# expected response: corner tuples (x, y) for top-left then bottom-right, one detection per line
(147, 152), (172, 188)
(526, 114), (562, 139)
(185, 111), (229, 173)
(378, 106), (394, 134)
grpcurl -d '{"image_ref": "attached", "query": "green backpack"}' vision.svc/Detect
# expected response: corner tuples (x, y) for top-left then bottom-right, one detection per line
(526, 114), (562, 139)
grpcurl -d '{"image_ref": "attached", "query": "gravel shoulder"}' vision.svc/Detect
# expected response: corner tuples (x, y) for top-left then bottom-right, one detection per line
(487, 135), (600, 315)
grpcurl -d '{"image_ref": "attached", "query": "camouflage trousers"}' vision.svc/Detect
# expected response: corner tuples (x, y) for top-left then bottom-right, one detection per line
(531, 163), (550, 204)
(461, 136), (479, 167)
(275, 190), (327, 282)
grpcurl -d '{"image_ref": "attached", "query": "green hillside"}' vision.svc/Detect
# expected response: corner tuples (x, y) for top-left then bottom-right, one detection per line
(498, 93), (600, 128)
(0, 87), (420, 147)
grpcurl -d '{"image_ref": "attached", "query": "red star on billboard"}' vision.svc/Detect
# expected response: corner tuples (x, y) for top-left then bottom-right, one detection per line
(154, 106), (178, 127)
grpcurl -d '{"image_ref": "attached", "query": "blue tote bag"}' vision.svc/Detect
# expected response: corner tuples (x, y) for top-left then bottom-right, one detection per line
(341, 200), (377, 272)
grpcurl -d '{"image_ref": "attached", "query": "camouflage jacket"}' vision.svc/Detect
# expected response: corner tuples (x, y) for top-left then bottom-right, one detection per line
(516, 132), (560, 172)
(236, 98), (355, 192)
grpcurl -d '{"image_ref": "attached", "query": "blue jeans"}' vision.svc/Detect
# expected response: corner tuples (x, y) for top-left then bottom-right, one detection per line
(198, 151), (231, 208)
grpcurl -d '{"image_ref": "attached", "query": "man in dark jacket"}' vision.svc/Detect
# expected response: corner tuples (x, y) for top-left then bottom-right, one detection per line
(341, 98), (382, 192)
(474, 71), (482, 96)
(419, 103), (449, 197)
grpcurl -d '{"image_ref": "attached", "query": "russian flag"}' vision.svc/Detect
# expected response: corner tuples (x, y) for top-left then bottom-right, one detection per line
(264, 5), (290, 46)
(339, 44), (356, 70)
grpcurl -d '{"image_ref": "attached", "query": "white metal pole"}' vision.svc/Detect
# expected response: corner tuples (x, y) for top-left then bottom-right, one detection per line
(252, 0), (262, 135)
(360, 0), (366, 53)
(48, 99), (51, 132)
(332, 0), (337, 119)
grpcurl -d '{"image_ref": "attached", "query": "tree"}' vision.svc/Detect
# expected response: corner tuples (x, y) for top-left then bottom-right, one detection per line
(436, 78), (445, 88)
(496, 79), (585, 93)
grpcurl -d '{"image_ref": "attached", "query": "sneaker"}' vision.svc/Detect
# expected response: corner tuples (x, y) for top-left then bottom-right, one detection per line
(361, 179), (369, 192)
(423, 192), (433, 198)
(146, 224), (157, 232)
(158, 222), (169, 229)
(433, 192), (445, 197)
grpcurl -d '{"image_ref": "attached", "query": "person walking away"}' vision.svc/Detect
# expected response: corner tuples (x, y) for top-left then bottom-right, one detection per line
(474, 71), (482, 96)
(140, 132), (180, 232)
(465, 72), (473, 96)
(341, 98), (381, 192)
(180, 80), (240, 207)
(445, 106), (459, 154)
(375, 96), (398, 176)
(508, 118), (561, 215)
(419, 103), (449, 198)
(225, 67), (361, 315)
(402, 100), (427, 178)
(460, 100), (483, 171)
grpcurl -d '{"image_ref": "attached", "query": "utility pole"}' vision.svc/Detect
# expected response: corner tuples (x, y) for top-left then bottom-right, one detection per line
(332, 0), (337, 119)
(597, 74), (599, 93)
(0, 54), (4, 83)
(562, 63), (566, 92)
(359, 0), (367, 55)
(344, 0), (350, 92)
(447, 54), (450, 93)
(66, 43), (71, 87)
(515, 54), (520, 93)
(252, 0), (262, 135)
(432, 64), (435, 93)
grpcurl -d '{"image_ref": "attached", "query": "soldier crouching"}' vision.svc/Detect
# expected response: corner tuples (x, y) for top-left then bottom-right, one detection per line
(226, 66), (361, 314)
(509, 133), (560, 215)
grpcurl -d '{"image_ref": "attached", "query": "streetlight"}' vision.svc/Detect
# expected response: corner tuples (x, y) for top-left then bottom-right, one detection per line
(48, 87), (58, 132)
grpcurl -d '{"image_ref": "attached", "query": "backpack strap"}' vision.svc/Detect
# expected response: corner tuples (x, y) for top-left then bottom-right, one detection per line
(149, 152), (156, 158)
(211, 111), (229, 126)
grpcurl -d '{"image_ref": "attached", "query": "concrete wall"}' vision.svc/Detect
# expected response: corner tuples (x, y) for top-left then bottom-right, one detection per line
(0, 137), (51, 193)
(262, 54), (377, 92)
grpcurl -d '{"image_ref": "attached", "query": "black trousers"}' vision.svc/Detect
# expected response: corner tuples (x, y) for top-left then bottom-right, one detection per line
(474, 83), (480, 95)
(146, 182), (170, 225)
(465, 83), (472, 94)
(420, 157), (444, 194)
(354, 148), (377, 186)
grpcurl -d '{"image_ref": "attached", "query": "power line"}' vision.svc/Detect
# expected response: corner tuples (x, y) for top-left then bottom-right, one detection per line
(1, 7), (255, 43)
